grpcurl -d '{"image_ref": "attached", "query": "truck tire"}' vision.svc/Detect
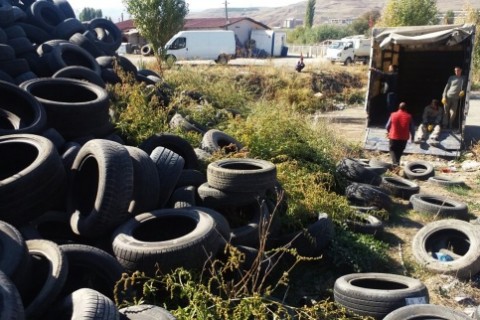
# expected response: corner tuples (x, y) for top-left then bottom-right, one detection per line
(412, 219), (480, 279)
(334, 272), (428, 319)
(344, 57), (352, 65)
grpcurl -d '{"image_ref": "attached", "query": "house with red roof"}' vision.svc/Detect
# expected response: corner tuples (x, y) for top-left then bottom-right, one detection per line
(116, 17), (270, 50)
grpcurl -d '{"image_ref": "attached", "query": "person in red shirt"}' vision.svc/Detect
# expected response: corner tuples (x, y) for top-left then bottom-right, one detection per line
(385, 102), (415, 165)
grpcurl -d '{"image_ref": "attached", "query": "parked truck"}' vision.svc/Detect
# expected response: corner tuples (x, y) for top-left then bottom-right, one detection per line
(250, 30), (288, 57)
(364, 24), (476, 157)
(325, 35), (371, 65)
(164, 30), (236, 63)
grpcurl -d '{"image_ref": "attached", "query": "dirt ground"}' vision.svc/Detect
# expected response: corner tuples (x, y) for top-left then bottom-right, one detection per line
(320, 100), (480, 316)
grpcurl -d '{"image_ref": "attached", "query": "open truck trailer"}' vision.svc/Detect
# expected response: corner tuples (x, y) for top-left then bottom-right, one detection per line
(364, 24), (476, 157)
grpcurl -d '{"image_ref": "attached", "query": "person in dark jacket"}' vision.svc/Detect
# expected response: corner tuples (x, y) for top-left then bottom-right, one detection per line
(370, 64), (399, 113)
(385, 102), (415, 165)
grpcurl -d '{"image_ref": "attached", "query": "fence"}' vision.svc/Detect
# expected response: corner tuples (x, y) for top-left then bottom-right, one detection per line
(287, 45), (329, 58)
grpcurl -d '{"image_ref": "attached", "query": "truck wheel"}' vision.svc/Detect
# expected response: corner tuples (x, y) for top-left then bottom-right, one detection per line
(344, 57), (352, 65)
(216, 54), (229, 64)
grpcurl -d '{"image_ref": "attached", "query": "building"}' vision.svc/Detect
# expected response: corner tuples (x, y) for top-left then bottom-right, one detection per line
(116, 17), (270, 51)
(283, 18), (303, 29)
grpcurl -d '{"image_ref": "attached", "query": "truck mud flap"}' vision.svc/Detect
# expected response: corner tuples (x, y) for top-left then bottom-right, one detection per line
(364, 127), (462, 157)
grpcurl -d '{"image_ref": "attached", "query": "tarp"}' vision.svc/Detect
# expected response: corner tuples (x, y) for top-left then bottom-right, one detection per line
(374, 24), (475, 49)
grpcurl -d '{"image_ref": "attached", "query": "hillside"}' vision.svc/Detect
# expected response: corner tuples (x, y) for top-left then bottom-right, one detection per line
(187, 0), (480, 28)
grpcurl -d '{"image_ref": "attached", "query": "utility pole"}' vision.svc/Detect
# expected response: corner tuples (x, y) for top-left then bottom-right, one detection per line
(224, 1), (229, 27)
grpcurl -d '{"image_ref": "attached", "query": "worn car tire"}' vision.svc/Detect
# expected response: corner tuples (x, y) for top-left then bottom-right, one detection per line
(336, 157), (382, 186)
(207, 158), (277, 193)
(140, 133), (199, 170)
(150, 146), (185, 208)
(383, 304), (473, 320)
(198, 182), (261, 208)
(0, 269), (25, 320)
(46, 288), (119, 320)
(409, 194), (468, 219)
(345, 182), (392, 210)
(53, 65), (106, 88)
(412, 219), (480, 279)
(427, 175), (466, 187)
(404, 160), (435, 180)
(334, 272), (429, 319)
(346, 212), (383, 236)
(112, 208), (225, 276)
(201, 129), (243, 154)
(125, 146), (160, 215)
(59, 244), (124, 300)
(119, 305), (176, 320)
(68, 139), (134, 238)
(380, 176), (420, 200)
(23, 239), (68, 319)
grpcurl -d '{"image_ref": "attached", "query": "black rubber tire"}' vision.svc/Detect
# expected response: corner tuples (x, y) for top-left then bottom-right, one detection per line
(0, 57), (30, 77)
(46, 41), (101, 75)
(119, 305), (176, 320)
(207, 158), (277, 193)
(176, 169), (206, 188)
(0, 79), (46, 135)
(220, 202), (268, 247)
(0, 27), (6, 43)
(0, 2), (14, 28)
(168, 185), (196, 208)
(345, 182), (392, 210)
(85, 18), (122, 55)
(346, 212), (383, 236)
(409, 194), (469, 219)
(52, 17), (86, 40)
(14, 71), (38, 85)
(427, 175), (466, 187)
(69, 32), (105, 58)
(4, 25), (26, 39)
(0, 269), (25, 320)
(140, 44), (153, 56)
(139, 133), (199, 170)
(59, 244), (124, 299)
(150, 146), (185, 208)
(380, 176), (420, 200)
(0, 221), (28, 282)
(47, 288), (120, 320)
(334, 272), (429, 320)
(336, 157), (382, 186)
(0, 134), (66, 226)
(7, 36), (35, 55)
(201, 129), (243, 154)
(412, 219), (480, 279)
(20, 77), (111, 140)
(53, 65), (106, 87)
(383, 304), (473, 320)
(68, 139), (134, 238)
(404, 160), (435, 180)
(16, 22), (52, 45)
(53, 0), (76, 19)
(272, 213), (335, 257)
(194, 147), (212, 162)
(0, 70), (14, 83)
(23, 239), (68, 319)
(198, 182), (261, 208)
(0, 43), (16, 60)
(125, 146), (160, 215)
(169, 113), (206, 134)
(112, 208), (225, 275)
(26, 0), (65, 33)
(41, 127), (66, 151)
(137, 68), (160, 78)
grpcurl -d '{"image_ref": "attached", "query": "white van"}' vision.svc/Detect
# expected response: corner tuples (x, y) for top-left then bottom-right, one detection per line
(165, 30), (236, 63)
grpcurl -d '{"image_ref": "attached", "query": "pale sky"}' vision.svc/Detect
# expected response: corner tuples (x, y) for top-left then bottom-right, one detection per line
(66, 0), (305, 21)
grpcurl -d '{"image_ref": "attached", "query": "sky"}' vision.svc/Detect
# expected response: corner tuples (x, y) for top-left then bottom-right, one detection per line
(66, 0), (305, 21)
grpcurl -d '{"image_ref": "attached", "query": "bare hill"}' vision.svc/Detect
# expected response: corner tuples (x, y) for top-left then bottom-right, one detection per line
(187, 0), (480, 28)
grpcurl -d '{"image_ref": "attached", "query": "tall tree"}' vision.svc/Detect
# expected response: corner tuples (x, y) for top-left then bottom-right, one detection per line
(348, 10), (381, 35)
(123, 0), (188, 60)
(379, 0), (438, 26)
(304, 0), (316, 28)
(78, 7), (103, 21)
